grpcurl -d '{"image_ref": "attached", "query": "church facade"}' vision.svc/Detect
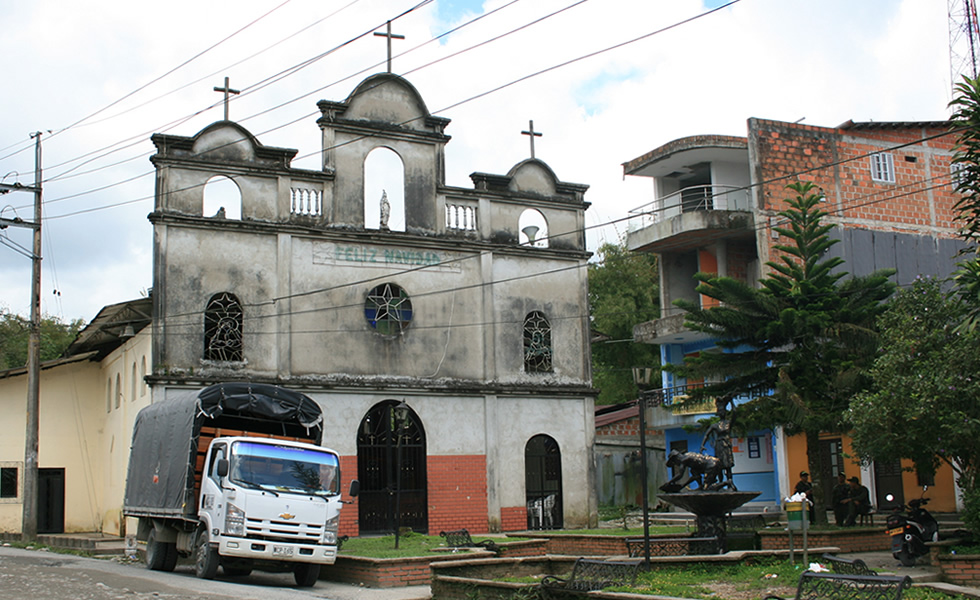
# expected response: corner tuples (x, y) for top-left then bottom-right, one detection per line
(147, 73), (597, 535)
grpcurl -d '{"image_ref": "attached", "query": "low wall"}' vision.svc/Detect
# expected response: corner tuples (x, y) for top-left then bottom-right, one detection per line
(936, 553), (980, 586)
(759, 528), (890, 552)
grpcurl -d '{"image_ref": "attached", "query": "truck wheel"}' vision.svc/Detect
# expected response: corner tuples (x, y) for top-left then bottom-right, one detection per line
(294, 563), (321, 587)
(145, 529), (178, 572)
(194, 530), (220, 580)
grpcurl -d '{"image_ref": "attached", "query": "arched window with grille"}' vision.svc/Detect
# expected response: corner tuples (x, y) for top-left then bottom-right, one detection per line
(204, 292), (243, 362)
(523, 311), (553, 373)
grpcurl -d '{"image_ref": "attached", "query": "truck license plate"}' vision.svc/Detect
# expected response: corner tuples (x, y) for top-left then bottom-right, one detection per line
(273, 545), (294, 557)
(887, 527), (904, 537)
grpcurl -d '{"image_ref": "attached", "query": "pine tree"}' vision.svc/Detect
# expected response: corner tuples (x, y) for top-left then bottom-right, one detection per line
(669, 182), (895, 523)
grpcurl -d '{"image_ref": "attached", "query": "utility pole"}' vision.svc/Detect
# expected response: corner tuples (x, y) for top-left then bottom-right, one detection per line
(0, 132), (43, 541)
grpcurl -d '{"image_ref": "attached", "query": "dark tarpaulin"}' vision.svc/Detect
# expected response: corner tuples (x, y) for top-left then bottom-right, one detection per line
(123, 383), (323, 519)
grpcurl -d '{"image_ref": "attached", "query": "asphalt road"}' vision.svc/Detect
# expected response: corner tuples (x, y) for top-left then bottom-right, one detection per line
(0, 545), (430, 600)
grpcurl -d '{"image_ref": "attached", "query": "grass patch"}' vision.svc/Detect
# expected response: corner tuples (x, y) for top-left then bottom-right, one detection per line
(338, 533), (528, 558)
(544, 526), (689, 536)
(598, 559), (977, 600)
(948, 543), (980, 555)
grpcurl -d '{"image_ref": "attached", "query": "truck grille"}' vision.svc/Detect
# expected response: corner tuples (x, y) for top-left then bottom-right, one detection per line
(245, 517), (324, 543)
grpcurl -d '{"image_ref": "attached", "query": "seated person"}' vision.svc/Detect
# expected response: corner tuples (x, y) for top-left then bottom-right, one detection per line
(842, 476), (871, 526)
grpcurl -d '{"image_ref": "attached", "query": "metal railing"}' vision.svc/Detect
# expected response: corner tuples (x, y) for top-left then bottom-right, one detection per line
(628, 184), (750, 232)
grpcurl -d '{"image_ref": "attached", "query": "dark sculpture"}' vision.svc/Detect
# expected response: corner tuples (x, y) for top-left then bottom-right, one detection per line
(699, 397), (737, 491)
(659, 395), (737, 493)
(656, 394), (759, 554)
(660, 449), (724, 493)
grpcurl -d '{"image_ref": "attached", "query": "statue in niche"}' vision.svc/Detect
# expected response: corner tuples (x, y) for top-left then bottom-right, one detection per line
(380, 189), (390, 231)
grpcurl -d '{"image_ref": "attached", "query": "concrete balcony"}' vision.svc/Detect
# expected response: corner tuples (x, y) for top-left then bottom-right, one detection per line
(627, 186), (755, 254)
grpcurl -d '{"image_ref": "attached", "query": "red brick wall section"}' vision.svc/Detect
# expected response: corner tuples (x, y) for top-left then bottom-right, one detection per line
(937, 555), (980, 586)
(595, 415), (662, 438)
(338, 455), (359, 537)
(427, 454), (489, 534)
(759, 530), (890, 552)
(750, 119), (960, 245)
(501, 506), (527, 532)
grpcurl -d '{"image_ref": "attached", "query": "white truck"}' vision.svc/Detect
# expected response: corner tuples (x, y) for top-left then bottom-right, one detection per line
(123, 382), (357, 587)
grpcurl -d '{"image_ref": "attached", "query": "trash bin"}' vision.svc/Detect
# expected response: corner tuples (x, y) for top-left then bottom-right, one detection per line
(785, 501), (807, 530)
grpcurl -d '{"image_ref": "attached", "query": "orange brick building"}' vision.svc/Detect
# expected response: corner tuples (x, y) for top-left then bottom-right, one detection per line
(626, 118), (965, 513)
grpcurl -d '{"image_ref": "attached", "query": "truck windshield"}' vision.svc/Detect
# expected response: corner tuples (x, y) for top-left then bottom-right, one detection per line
(230, 441), (340, 496)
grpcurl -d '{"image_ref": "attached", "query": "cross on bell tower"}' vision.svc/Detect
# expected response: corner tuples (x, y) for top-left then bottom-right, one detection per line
(374, 20), (405, 73)
(213, 76), (240, 121)
(522, 120), (543, 159)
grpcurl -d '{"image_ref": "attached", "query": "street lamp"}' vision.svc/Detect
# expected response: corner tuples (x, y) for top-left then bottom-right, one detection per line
(393, 401), (410, 549)
(632, 368), (656, 569)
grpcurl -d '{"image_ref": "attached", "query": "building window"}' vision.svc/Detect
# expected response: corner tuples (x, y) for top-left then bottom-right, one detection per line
(1, 467), (17, 498)
(115, 373), (122, 408)
(952, 162), (968, 190)
(106, 378), (112, 413)
(364, 283), (413, 336)
(204, 292), (243, 362)
(523, 311), (553, 373)
(139, 356), (147, 397)
(870, 152), (895, 183)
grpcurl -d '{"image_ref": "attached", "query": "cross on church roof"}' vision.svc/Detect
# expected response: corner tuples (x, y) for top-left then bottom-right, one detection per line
(521, 120), (543, 159)
(373, 20), (405, 73)
(213, 76), (240, 121)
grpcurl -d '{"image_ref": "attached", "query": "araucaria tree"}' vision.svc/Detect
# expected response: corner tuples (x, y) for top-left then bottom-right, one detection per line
(669, 182), (895, 523)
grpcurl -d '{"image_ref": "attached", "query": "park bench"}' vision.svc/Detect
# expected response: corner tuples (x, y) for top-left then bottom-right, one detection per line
(439, 529), (499, 554)
(539, 558), (639, 598)
(764, 572), (911, 600)
(822, 553), (878, 576)
(625, 536), (720, 557)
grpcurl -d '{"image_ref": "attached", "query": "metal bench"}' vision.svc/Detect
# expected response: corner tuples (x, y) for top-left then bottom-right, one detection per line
(764, 572), (911, 600)
(822, 553), (878, 576)
(540, 558), (639, 598)
(625, 536), (720, 557)
(439, 529), (499, 553)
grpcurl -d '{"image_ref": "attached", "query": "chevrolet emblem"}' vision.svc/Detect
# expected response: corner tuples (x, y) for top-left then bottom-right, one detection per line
(279, 512), (295, 520)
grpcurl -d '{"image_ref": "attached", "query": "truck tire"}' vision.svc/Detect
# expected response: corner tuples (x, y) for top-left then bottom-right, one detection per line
(194, 529), (220, 580)
(145, 529), (178, 572)
(293, 563), (321, 587)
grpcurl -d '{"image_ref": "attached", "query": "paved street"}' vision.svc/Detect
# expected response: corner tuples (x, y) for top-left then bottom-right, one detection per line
(0, 545), (430, 600)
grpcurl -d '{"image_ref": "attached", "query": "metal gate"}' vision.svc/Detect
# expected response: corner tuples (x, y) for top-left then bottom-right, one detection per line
(357, 401), (427, 534)
(525, 434), (562, 530)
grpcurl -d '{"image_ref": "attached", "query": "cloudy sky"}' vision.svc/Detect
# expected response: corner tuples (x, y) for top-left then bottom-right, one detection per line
(0, 0), (953, 323)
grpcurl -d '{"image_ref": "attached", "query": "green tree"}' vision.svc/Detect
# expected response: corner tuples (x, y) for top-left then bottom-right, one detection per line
(848, 277), (980, 535)
(588, 241), (660, 405)
(0, 310), (84, 370)
(669, 182), (896, 523)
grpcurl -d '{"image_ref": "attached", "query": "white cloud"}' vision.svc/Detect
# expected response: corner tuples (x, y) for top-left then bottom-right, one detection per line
(0, 0), (953, 322)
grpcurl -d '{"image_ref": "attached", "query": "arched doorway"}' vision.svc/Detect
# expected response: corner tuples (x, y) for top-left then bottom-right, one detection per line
(525, 434), (562, 530)
(357, 401), (427, 534)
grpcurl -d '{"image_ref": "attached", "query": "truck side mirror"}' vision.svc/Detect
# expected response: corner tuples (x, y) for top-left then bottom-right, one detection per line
(348, 480), (360, 498)
(217, 458), (229, 478)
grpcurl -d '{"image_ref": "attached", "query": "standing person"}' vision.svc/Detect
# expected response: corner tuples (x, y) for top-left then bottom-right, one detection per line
(831, 473), (851, 526)
(843, 476), (871, 526)
(794, 471), (815, 522)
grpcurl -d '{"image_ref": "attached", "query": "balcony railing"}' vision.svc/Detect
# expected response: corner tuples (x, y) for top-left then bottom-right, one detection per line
(628, 184), (750, 232)
(642, 383), (714, 415)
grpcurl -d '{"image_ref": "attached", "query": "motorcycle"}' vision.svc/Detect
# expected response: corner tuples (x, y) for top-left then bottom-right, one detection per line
(885, 487), (939, 567)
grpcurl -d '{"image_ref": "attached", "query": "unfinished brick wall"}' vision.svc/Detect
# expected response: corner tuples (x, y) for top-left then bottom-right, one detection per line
(750, 119), (960, 267)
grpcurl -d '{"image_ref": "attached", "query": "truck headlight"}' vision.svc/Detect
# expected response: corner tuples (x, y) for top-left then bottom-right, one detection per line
(323, 514), (339, 544)
(225, 503), (245, 536)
